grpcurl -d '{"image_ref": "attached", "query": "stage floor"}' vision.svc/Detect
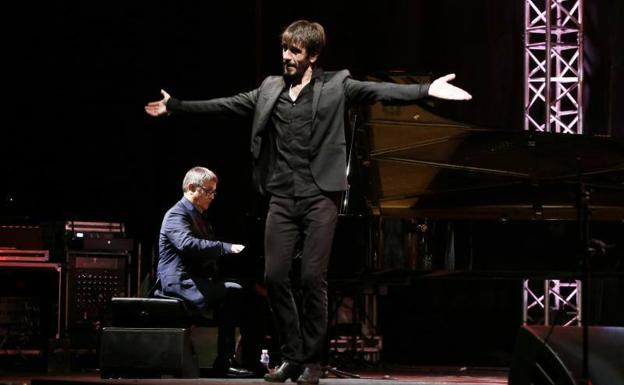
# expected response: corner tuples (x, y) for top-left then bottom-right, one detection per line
(0, 366), (508, 385)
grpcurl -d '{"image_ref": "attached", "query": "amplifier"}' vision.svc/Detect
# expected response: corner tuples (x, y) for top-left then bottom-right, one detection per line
(65, 221), (125, 236)
(0, 261), (63, 350)
(67, 237), (135, 252)
(65, 251), (130, 331)
(65, 221), (133, 252)
(0, 224), (44, 250)
(81, 237), (134, 252)
(0, 249), (49, 262)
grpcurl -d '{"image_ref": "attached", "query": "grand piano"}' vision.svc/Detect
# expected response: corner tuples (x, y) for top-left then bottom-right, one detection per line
(360, 74), (624, 221)
(335, 72), (624, 276)
(326, 73), (623, 369)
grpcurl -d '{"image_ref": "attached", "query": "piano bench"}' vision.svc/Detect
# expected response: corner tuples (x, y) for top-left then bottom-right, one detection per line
(100, 296), (217, 378)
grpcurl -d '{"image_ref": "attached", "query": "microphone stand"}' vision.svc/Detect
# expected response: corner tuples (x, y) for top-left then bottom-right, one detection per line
(325, 109), (362, 379)
(566, 155), (622, 385)
(576, 157), (590, 385)
(339, 111), (358, 215)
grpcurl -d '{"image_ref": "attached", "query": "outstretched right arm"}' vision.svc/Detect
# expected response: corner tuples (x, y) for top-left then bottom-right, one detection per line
(144, 88), (259, 118)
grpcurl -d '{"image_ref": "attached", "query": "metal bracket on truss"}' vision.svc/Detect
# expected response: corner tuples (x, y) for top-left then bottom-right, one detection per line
(523, 279), (582, 326)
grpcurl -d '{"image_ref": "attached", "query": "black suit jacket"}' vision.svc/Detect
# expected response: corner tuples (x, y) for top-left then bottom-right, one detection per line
(157, 198), (232, 309)
(167, 69), (430, 194)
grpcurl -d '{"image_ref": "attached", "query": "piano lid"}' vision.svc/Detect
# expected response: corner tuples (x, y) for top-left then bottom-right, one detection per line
(362, 101), (624, 221)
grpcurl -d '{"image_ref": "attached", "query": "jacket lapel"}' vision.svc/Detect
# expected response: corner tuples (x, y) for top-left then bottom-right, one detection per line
(311, 68), (324, 123)
(309, 68), (326, 150)
(251, 77), (284, 158)
(258, 78), (284, 130)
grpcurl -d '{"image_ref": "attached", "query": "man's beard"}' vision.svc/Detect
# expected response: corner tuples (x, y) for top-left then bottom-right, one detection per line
(283, 63), (302, 82)
(283, 58), (312, 83)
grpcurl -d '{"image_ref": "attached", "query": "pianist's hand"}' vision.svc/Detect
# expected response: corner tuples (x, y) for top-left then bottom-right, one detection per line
(428, 74), (472, 101)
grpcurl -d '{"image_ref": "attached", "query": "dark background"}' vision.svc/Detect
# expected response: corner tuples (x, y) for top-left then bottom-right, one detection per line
(2, 0), (623, 367)
(4, 0), (622, 238)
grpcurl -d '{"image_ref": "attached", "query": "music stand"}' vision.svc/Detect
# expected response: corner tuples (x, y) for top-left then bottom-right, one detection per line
(323, 279), (365, 379)
(572, 160), (624, 385)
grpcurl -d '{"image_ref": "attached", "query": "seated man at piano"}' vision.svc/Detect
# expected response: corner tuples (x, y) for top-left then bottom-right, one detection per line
(155, 166), (264, 378)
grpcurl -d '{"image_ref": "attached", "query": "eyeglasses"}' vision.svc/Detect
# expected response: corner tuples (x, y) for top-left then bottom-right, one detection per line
(196, 185), (217, 196)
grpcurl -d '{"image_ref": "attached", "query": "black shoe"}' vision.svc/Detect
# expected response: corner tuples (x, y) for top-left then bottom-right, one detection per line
(212, 357), (255, 379)
(296, 365), (321, 385)
(264, 361), (302, 382)
(226, 366), (255, 378)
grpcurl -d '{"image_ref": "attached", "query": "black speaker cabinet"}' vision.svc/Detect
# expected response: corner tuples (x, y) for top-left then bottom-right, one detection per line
(99, 327), (199, 378)
(509, 325), (624, 385)
(65, 251), (130, 330)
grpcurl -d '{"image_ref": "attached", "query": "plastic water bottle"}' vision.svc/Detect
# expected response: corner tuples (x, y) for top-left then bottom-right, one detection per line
(260, 349), (270, 371)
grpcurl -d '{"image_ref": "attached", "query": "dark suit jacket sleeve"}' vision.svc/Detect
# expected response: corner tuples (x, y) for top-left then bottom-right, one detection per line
(162, 210), (232, 260)
(165, 89), (259, 118)
(344, 75), (431, 105)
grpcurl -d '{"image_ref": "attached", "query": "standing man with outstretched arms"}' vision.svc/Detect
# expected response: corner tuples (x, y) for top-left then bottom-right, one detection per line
(146, 19), (471, 385)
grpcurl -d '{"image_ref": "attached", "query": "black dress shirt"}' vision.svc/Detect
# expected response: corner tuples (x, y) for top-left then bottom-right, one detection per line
(266, 78), (321, 197)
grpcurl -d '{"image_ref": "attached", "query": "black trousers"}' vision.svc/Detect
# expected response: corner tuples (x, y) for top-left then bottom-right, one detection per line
(213, 282), (265, 371)
(264, 194), (338, 365)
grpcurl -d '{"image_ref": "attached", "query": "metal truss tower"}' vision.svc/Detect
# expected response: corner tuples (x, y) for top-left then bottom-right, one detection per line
(524, 0), (584, 134)
(523, 0), (584, 325)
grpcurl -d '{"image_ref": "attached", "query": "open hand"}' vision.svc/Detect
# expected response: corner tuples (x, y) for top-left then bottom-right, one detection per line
(230, 244), (245, 253)
(144, 89), (171, 117)
(428, 74), (472, 101)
